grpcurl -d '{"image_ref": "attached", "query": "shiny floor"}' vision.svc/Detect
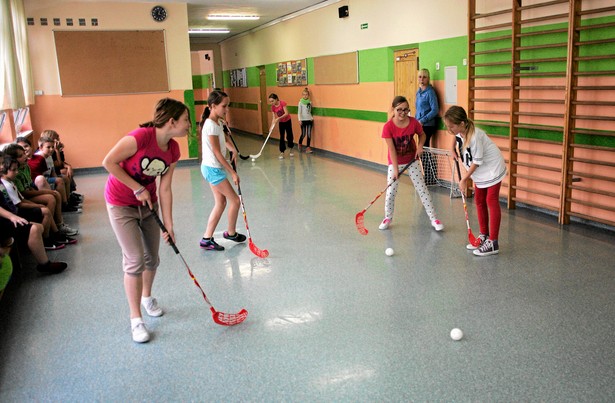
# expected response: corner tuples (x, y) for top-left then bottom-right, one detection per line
(1, 134), (614, 402)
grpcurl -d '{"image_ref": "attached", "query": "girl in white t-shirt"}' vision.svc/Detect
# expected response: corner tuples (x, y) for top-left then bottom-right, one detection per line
(444, 106), (506, 256)
(199, 91), (246, 251)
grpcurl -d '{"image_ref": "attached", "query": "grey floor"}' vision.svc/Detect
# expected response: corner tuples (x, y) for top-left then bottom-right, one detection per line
(1, 134), (614, 402)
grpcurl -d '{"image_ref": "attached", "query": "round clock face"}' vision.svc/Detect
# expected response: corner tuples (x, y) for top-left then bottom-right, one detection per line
(151, 5), (167, 22)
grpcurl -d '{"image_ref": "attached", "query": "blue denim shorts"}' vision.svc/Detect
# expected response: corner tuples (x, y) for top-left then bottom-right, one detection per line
(201, 165), (227, 185)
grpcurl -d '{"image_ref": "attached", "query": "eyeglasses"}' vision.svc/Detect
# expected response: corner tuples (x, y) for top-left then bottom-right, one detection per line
(395, 108), (410, 113)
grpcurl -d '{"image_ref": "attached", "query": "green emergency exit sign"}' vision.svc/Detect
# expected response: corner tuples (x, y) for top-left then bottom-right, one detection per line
(360, 23), (368, 29)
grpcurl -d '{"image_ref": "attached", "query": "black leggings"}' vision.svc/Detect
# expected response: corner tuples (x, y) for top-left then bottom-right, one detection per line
(278, 120), (294, 152)
(299, 120), (313, 147)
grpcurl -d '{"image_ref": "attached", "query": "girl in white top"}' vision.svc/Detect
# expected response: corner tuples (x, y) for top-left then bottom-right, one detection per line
(297, 87), (314, 153)
(199, 90), (246, 251)
(444, 106), (506, 256)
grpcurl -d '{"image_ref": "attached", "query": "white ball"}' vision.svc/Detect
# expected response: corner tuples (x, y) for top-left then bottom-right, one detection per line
(450, 328), (463, 341)
(252, 158), (256, 162)
(385, 248), (394, 256)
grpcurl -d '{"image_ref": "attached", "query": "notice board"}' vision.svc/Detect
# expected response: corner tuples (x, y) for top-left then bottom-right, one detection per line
(313, 51), (358, 85)
(54, 30), (169, 96)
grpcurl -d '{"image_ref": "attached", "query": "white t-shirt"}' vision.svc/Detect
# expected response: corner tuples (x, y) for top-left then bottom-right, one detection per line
(457, 127), (506, 188)
(1, 178), (23, 205)
(201, 118), (227, 169)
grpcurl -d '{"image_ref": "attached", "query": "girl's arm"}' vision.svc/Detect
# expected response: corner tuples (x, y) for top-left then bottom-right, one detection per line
(384, 137), (400, 179)
(459, 163), (478, 193)
(208, 133), (239, 185)
(416, 131), (426, 156)
(280, 105), (290, 121)
(158, 162), (176, 244)
(102, 136), (152, 208)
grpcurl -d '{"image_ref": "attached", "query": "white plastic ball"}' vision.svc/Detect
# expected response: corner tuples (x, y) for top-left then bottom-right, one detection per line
(450, 328), (463, 341)
(385, 248), (394, 256)
(252, 158), (256, 161)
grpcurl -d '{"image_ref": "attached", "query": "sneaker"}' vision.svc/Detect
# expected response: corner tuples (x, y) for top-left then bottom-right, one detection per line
(59, 222), (79, 236)
(473, 239), (499, 256)
(306, 147), (313, 154)
(44, 238), (66, 250)
(199, 237), (225, 251)
(223, 231), (247, 243)
(69, 194), (83, 205)
(131, 320), (150, 343)
(289, 150), (294, 157)
(379, 217), (392, 230)
(53, 232), (78, 245)
(142, 297), (163, 317)
(431, 219), (444, 231)
(466, 234), (487, 250)
(36, 261), (68, 274)
(279, 153), (284, 159)
(62, 204), (82, 214)
(71, 192), (84, 201)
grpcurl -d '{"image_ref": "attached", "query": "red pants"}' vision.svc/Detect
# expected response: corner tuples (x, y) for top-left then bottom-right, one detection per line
(474, 182), (502, 241)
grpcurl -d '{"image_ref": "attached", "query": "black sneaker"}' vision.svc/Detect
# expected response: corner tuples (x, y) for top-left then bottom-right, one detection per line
(53, 232), (78, 245)
(37, 261), (68, 274)
(199, 237), (224, 251)
(223, 231), (247, 243)
(44, 238), (66, 251)
(473, 239), (499, 256)
(62, 204), (82, 214)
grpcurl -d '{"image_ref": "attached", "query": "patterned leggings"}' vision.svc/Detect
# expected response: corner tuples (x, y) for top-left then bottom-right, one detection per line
(384, 160), (437, 222)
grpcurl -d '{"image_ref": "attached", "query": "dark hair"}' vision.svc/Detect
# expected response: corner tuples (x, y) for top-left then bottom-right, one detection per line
(3, 143), (25, 159)
(268, 93), (279, 101)
(391, 96), (408, 108)
(444, 105), (476, 149)
(1, 154), (18, 175)
(199, 90), (229, 131)
(15, 136), (31, 146)
(140, 98), (190, 128)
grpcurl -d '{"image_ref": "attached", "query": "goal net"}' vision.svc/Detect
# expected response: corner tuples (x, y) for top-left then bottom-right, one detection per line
(421, 147), (462, 198)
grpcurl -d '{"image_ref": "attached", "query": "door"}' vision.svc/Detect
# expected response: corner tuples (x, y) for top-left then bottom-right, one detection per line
(394, 49), (419, 116)
(259, 67), (269, 135)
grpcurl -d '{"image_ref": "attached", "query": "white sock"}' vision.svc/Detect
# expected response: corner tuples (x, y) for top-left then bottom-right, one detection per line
(141, 296), (152, 305)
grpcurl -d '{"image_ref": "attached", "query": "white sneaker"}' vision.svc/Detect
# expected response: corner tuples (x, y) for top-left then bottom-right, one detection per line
(131, 320), (150, 343)
(431, 219), (444, 231)
(59, 222), (79, 236)
(279, 153), (284, 159)
(289, 150), (294, 157)
(142, 297), (163, 317)
(379, 218), (392, 230)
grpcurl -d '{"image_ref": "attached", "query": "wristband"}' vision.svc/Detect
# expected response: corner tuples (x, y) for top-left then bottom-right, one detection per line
(133, 186), (145, 196)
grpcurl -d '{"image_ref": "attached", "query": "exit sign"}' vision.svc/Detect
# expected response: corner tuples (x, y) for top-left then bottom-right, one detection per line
(360, 23), (368, 29)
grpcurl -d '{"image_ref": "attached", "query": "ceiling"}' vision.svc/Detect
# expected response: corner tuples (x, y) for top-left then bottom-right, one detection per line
(178, 0), (340, 43)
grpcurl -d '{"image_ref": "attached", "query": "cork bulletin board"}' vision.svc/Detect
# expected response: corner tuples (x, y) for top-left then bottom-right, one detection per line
(54, 30), (169, 96)
(313, 51), (358, 85)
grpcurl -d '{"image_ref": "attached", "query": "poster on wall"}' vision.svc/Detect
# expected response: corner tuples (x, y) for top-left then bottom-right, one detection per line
(276, 59), (307, 87)
(230, 68), (247, 87)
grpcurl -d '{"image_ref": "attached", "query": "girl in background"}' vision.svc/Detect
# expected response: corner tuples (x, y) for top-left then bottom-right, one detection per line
(415, 68), (439, 184)
(380, 96), (444, 232)
(444, 105), (506, 256)
(297, 87), (314, 153)
(199, 90), (246, 251)
(103, 98), (190, 343)
(268, 93), (294, 159)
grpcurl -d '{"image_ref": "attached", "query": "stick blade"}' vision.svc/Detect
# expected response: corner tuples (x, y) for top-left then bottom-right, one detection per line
(211, 307), (248, 326)
(468, 230), (481, 247)
(249, 240), (269, 258)
(239, 154), (250, 160)
(355, 211), (368, 235)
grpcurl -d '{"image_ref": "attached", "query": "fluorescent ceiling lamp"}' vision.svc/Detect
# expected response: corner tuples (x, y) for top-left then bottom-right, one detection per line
(189, 28), (230, 34)
(207, 14), (259, 20)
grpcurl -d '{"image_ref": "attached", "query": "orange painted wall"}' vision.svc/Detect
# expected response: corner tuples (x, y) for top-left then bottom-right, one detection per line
(28, 91), (189, 169)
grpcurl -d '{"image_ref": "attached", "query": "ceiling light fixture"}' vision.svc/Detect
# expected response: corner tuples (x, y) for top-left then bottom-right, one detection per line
(207, 14), (260, 21)
(189, 28), (230, 34)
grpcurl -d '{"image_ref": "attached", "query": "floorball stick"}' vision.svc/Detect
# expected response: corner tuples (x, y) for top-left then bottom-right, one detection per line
(150, 209), (248, 326)
(249, 123), (276, 160)
(355, 159), (414, 235)
(237, 184), (269, 258)
(227, 130), (250, 160)
(454, 160), (480, 247)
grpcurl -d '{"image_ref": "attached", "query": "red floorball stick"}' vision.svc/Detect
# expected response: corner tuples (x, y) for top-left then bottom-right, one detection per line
(150, 209), (248, 326)
(237, 184), (269, 258)
(454, 160), (480, 247)
(355, 160), (414, 235)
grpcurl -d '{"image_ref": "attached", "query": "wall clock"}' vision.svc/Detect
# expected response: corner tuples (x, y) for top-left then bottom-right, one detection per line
(151, 5), (167, 22)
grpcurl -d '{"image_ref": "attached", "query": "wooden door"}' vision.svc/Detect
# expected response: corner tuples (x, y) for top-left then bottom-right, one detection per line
(394, 49), (419, 116)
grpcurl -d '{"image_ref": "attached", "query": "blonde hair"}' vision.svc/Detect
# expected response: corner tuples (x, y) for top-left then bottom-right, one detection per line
(444, 106), (476, 150)
(418, 68), (430, 83)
